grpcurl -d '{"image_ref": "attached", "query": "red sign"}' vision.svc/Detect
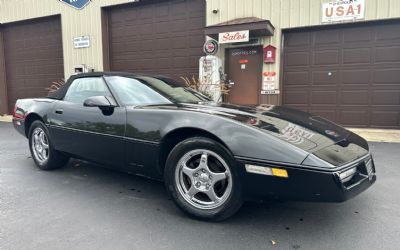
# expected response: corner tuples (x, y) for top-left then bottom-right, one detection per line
(263, 45), (276, 64)
(263, 72), (276, 77)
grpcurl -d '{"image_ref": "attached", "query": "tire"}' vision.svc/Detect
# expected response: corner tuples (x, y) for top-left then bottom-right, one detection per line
(28, 120), (69, 170)
(164, 137), (243, 221)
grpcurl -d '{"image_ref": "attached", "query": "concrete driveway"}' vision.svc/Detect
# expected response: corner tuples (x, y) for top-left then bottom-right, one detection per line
(1, 122), (399, 249)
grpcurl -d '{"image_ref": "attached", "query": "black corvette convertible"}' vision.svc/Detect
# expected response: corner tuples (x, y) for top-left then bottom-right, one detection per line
(13, 72), (376, 221)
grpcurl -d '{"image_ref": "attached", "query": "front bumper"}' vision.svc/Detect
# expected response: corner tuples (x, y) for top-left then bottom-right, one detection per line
(238, 155), (376, 202)
(13, 118), (26, 137)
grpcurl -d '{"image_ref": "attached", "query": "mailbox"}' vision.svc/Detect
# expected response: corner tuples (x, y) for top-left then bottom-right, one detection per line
(263, 45), (276, 64)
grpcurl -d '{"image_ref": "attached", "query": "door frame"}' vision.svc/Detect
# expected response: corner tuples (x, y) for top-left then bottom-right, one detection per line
(224, 45), (263, 105)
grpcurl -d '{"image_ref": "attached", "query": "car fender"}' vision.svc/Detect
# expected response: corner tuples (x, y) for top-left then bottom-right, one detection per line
(126, 108), (309, 165)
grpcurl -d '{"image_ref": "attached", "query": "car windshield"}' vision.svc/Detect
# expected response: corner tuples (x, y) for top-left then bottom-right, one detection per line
(136, 76), (211, 104)
(106, 76), (211, 106)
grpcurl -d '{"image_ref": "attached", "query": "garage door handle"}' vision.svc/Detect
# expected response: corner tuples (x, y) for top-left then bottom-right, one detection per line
(55, 109), (63, 115)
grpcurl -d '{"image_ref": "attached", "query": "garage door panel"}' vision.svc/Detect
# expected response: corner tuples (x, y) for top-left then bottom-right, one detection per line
(341, 90), (369, 105)
(189, 16), (205, 29)
(375, 24), (400, 41)
(141, 40), (157, 51)
(171, 37), (187, 49)
(187, 56), (201, 67)
(342, 69), (370, 84)
(343, 27), (372, 42)
(170, 1), (186, 14)
(155, 38), (172, 49)
(375, 46), (400, 62)
(312, 70), (338, 85)
(156, 22), (171, 33)
(171, 19), (188, 32)
(283, 21), (400, 128)
(139, 5), (155, 17)
(314, 30), (340, 45)
(286, 32), (311, 47)
(157, 58), (171, 69)
(112, 61), (139, 71)
(173, 57), (190, 68)
(374, 69), (400, 84)
(311, 91), (337, 105)
(313, 50), (339, 65)
(112, 42), (139, 53)
(108, 0), (204, 81)
(284, 91), (309, 105)
(140, 24), (155, 35)
(370, 111), (399, 127)
(285, 52), (310, 67)
(309, 110), (336, 121)
(372, 90), (400, 105)
(189, 35), (206, 48)
(284, 72), (309, 86)
(343, 48), (371, 64)
(339, 110), (369, 127)
(4, 16), (64, 111)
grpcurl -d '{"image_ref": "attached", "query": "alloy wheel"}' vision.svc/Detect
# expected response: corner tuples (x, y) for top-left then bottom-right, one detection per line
(175, 149), (232, 210)
(31, 127), (49, 164)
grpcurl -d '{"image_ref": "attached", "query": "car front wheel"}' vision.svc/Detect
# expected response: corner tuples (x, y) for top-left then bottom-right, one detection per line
(28, 120), (69, 170)
(165, 137), (243, 221)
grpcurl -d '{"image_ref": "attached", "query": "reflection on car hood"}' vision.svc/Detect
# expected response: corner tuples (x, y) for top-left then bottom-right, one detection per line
(178, 103), (368, 157)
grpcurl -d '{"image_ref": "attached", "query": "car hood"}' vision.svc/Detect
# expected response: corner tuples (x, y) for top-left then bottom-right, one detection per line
(177, 103), (369, 166)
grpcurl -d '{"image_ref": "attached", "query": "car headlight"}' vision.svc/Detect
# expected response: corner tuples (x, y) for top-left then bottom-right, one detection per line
(339, 167), (357, 183)
(245, 164), (288, 178)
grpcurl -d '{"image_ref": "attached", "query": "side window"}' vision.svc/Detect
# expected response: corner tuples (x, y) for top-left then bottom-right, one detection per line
(64, 77), (111, 104)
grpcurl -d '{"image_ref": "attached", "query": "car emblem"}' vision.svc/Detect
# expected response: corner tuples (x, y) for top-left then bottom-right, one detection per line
(59, 0), (91, 10)
(325, 130), (339, 137)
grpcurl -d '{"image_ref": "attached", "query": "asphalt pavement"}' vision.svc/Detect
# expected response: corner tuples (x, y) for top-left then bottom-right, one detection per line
(1, 122), (399, 250)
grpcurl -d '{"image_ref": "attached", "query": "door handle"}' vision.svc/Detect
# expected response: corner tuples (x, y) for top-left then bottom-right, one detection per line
(55, 109), (63, 114)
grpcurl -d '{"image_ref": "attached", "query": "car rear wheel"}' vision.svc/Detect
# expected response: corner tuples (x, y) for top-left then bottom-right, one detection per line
(28, 120), (69, 170)
(165, 137), (243, 221)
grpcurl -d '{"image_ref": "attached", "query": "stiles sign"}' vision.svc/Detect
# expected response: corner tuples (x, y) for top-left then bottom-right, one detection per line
(322, 0), (365, 23)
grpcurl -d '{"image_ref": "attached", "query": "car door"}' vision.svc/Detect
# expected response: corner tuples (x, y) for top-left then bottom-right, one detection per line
(48, 76), (126, 168)
(104, 75), (174, 178)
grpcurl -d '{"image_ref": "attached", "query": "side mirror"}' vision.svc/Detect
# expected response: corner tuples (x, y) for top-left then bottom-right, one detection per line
(83, 96), (117, 109)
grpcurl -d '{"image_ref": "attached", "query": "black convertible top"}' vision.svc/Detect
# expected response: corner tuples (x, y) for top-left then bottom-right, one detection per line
(47, 72), (172, 100)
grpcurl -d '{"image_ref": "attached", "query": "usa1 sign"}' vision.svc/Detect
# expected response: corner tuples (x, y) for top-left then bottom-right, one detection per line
(219, 30), (249, 44)
(59, 0), (91, 10)
(322, 0), (365, 23)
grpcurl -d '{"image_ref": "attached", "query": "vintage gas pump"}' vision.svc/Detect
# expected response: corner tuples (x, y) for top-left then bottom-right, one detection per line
(199, 55), (222, 102)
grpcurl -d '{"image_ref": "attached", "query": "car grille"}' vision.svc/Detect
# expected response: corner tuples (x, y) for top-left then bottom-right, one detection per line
(341, 155), (375, 189)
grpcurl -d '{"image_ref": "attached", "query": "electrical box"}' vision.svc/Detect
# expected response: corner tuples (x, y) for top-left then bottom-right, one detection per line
(199, 55), (222, 102)
(74, 64), (94, 74)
